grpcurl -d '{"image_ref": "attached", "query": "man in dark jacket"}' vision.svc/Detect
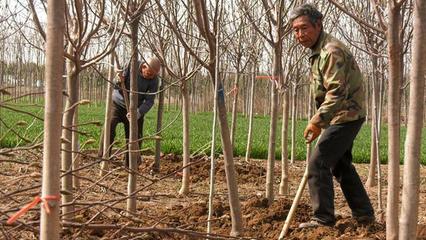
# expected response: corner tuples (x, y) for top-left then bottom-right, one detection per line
(289, 4), (375, 228)
(111, 57), (160, 167)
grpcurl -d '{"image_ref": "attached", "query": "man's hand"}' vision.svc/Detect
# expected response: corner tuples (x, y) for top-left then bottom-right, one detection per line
(304, 123), (321, 143)
(116, 69), (124, 83)
(126, 110), (141, 120)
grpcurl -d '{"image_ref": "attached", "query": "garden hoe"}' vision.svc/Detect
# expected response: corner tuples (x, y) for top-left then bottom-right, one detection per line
(278, 132), (316, 239)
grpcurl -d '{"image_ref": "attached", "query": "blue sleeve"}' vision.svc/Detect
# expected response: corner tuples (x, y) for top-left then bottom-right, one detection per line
(138, 79), (159, 116)
(113, 65), (130, 90)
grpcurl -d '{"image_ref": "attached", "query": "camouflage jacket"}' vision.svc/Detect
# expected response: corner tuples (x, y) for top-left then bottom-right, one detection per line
(309, 31), (366, 128)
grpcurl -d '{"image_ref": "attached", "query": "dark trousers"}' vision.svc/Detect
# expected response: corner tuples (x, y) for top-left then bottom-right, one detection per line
(109, 102), (144, 163)
(307, 118), (374, 224)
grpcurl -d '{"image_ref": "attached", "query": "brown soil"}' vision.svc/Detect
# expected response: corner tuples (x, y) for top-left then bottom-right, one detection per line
(1, 150), (425, 239)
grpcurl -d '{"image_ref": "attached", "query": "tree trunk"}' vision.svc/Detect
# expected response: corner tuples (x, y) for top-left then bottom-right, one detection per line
(99, 49), (115, 176)
(376, 69), (385, 218)
(153, 74), (165, 172)
(290, 83), (297, 164)
(366, 55), (379, 188)
(403, 88), (408, 127)
(245, 64), (256, 161)
(40, 0), (64, 237)
(210, 33), (243, 236)
(127, 16), (141, 215)
(366, 54), (384, 217)
(207, 54), (219, 234)
(265, 44), (282, 205)
(386, 2), (404, 239)
(399, 1), (425, 237)
(230, 72), (240, 149)
(164, 0), (244, 235)
(72, 104), (80, 190)
(61, 50), (77, 222)
(166, 85), (171, 111)
(215, 80), (243, 236)
(279, 89), (290, 195)
(179, 80), (191, 195)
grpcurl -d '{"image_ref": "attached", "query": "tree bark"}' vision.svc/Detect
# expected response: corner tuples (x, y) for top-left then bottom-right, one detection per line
(193, 1), (243, 235)
(72, 102), (80, 190)
(100, 49), (115, 176)
(154, 0), (243, 235)
(61, 47), (77, 222)
(127, 15), (141, 215)
(265, 42), (282, 205)
(290, 83), (297, 164)
(366, 55), (379, 188)
(207, 47), (220, 234)
(39, 0), (64, 238)
(153, 76), (165, 172)
(399, 0), (425, 238)
(230, 72), (240, 149)
(215, 81), (243, 236)
(245, 64), (256, 161)
(179, 80), (191, 195)
(279, 89), (290, 195)
(386, 1), (404, 239)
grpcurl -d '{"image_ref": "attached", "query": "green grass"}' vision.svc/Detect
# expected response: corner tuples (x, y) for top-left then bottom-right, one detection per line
(1, 101), (425, 164)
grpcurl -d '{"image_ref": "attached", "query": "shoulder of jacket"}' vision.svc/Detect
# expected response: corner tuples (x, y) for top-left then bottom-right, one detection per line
(320, 41), (347, 61)
(324, 38), (344, 52)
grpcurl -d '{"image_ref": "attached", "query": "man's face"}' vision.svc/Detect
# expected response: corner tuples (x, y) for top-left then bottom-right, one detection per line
(292, 15), (322, 49)
(141, 63), (158, 79)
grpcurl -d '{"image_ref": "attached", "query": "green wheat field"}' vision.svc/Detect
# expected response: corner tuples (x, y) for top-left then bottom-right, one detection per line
(1, 101), (425, 164)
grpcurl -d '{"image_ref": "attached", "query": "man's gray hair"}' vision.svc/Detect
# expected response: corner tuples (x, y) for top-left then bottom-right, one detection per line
(146, 57), (161, 73)
(289, 3), (323, 24)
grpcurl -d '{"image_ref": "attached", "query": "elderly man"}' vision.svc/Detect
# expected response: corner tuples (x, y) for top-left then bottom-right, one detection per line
(289, 4), (375, 228)
(110, 57), (161, 167)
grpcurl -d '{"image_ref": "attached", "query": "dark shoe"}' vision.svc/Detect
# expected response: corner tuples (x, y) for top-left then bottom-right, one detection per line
(149, 167), (159, 175)
(354, 215), (375, 225)
(298, 220), (333, 229)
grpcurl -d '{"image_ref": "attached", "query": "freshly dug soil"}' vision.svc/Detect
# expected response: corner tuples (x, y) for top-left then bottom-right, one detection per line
(1, 150), (425, 239)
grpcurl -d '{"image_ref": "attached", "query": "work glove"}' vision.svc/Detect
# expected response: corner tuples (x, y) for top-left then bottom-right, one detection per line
(303, 123), (321, 143)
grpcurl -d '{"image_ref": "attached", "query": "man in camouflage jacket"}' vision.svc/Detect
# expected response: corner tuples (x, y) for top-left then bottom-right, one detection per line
(289, 4), (375, 228)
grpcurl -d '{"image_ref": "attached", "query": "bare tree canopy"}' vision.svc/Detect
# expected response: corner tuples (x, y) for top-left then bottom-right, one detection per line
(0, 1), (425, 239)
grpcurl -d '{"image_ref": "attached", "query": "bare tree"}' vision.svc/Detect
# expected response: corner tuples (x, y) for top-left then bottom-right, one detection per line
(29, 0), (123, 221)
(245, 62), (260, 162)
(39, 0), (65, 238)
(327, 0), (387, 214)
(280, 42), (306, 194)
(328, 1), (411, 237)
(385, 1), (407, 238)
(99, 47), (117, 176)
(121, 0), (150, 214)
(61, 32), (78, 221)
(242, 16), (264, 163)
(241, 0), (293, 205)
(63, 0), (121, 220)
(279, 86), (290, 195)
(399, 0), (425, 238)
(153, 71), (165, 172)
(289, 66), (307, 165)
(192, 1), (243, 235)
(140, 7), (171, 173)
(208, 15), (221, 234)
(222, 3), (251, 149)
(154, 0), (243, 235)
(150, 0), (202, 195)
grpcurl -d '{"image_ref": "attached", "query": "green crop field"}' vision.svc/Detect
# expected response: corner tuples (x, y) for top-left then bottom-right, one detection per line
(1, 101), (425, 164)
